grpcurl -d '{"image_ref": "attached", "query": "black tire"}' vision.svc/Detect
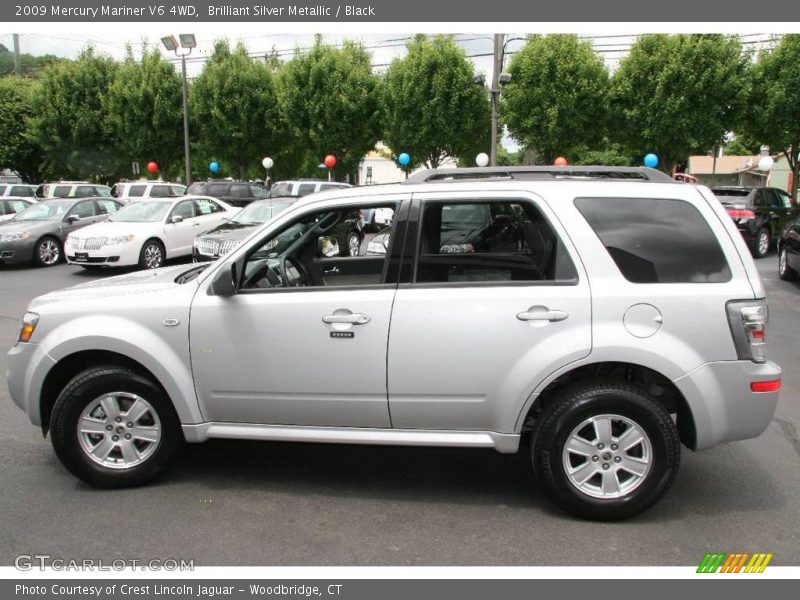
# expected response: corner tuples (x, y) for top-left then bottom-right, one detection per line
(778, 246), (798, 281)
(346, 232), (361, 257)
(752, 227), (770, 259)
(49, 366), (181, 488)
(33, 236), (62, 267)
(531, 379), (680, 521)
(138, 239), (165, 270)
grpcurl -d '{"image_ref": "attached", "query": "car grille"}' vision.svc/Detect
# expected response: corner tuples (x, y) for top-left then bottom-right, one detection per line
(70, 237), (106, 251)
(196, 239), (240, 257)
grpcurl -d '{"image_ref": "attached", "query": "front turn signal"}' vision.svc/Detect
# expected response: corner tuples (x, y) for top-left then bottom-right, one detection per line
(18, 312), (39, 343)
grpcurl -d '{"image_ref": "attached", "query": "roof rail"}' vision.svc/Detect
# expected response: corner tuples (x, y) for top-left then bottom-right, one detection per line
(403, 166), (674, 184)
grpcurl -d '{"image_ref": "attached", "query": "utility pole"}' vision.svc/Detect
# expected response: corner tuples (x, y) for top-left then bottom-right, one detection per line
(13, 34), (21, 75)
(490, 33), (505, 167)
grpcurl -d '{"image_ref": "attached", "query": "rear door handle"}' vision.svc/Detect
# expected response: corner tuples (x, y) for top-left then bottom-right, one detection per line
(517, 307), (569, 322)
(322, 312), (371, 325)
(323, 266), (340, 275)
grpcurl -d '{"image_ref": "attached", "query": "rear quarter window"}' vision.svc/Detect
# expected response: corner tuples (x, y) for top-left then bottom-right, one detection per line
(575, 197), (731, 283)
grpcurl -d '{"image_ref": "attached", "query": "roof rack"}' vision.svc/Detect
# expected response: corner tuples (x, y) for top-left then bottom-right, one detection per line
(403, 166), (674, 184)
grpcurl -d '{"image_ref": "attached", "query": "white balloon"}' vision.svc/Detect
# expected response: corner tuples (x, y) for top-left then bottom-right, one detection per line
(757, 156), (774, 172)
(476, 153), (490, 167)
(262, 157), (274, 169)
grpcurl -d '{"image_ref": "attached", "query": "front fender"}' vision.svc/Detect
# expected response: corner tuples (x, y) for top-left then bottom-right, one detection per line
(38, 315), (202, 424)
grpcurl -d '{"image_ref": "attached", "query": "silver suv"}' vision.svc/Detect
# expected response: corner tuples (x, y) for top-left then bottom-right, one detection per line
(6, 167), (781, 520)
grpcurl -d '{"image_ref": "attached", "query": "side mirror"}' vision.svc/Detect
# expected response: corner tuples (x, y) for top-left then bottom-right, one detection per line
(171, 215), (184, 224)
(210, 260), (239, 297)
(318, 236), (340, 258)
(66, 215), (80, 224)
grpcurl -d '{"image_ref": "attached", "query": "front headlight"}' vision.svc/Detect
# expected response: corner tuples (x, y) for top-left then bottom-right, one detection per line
(104, 235), (134, 245)
(1, 231), (30, 242)
(18, 312), (39, 343)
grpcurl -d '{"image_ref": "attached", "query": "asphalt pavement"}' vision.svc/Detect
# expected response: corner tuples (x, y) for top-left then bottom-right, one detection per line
(0, 256), (798, 566)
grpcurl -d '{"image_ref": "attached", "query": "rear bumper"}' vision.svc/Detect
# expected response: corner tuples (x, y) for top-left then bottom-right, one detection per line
(673, 360), (781, 450)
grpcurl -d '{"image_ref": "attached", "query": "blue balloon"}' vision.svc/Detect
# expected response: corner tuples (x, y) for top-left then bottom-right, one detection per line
(209, 161), (220, 173)
(644, 153), (658, 168)
(398, 152), (410, 166)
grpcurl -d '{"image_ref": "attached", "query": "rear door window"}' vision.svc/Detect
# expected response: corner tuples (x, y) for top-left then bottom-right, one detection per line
(53, 185), (72, 198)
(74, 186), (96, 198)
(297, 183), (317, 196)
(10, 186), (34, 197)
(127, 185), (147, 197)
(575, 197), (731, 283)
(150, 185), (170, 198)
(415, 200), (577, 284)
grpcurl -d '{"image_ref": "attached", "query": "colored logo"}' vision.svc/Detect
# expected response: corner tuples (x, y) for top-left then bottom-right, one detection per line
(697, 552), (773, 573)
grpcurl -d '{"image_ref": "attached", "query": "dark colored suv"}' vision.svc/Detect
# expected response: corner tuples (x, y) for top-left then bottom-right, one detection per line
(185, 180), (268, 208)
(712, 186), (799, 258)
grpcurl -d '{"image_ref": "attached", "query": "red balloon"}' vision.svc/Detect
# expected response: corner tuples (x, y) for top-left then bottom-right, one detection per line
(554, 156), (568, 166)
(324, 154), (337, 169)
(147, 161), (159, 174)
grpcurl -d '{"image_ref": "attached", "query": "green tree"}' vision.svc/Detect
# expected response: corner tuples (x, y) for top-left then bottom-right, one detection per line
(500, 34), (610, 165)
(0, 43), (66, 77)
(0, 76), (44, 181)
(382, 34), (490, 169)
(105, 46), (183, 180)
(743, 34), (800, 196)
(191, 41), (284, 180)
(609, 34), (749, 173)
(724, 131), (762, 156)
(278, 36), (381, 180)
(32, 47), (121, 180)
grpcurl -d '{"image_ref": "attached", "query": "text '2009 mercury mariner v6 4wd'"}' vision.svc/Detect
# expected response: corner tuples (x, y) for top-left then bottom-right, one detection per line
(7, 166), (781, 520)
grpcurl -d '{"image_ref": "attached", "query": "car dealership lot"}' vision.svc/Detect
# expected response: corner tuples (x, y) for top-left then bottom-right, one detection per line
(0, 258), (798, 566)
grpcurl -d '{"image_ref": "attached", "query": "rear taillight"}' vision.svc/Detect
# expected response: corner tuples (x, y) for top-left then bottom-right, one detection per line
(726, 299), (768, 363)
(727, 209), (755, 221)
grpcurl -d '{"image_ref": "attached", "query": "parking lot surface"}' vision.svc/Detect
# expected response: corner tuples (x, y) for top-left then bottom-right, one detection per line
(1, 257), (798, 566)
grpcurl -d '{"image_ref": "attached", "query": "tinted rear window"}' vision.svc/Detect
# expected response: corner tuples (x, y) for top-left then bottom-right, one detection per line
(712, 189), (750, 197)
(53, 185), (72, 198)
(575, 197), (731, 283)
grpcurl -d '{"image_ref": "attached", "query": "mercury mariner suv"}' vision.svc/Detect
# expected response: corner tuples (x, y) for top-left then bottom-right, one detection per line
(7, 167), (781, 520)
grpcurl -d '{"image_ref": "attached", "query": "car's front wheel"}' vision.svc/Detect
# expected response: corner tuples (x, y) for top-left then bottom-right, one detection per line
(33, 236), (62, 267)
(139, 239), (165, 269)
(49, 366), (181, 488)
(531, 380), (680, 520)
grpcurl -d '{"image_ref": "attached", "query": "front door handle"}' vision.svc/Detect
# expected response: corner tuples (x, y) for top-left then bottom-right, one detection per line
(517, 307), (569, 322)
(323, 266), (340, 275)
(322, 312), (371, 325)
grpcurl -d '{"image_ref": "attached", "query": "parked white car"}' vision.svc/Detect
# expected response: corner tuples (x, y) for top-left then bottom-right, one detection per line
(65, 196), (238, 269)
(110, 181), (186, 204)
(0, 183), (37, 199)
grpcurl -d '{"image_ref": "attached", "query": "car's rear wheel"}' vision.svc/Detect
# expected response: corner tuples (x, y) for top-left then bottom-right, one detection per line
(49, 366), (181, 488)
(778, 246), (798, 281)
(139, 239), (164, 269)
(33, 236), (62, 267)
(753, 227), (770, 259)
(531, 380), (680, 520)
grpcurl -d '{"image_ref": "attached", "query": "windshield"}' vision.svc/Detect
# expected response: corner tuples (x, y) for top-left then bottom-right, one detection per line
(12, 200), (74, 221)
(233, 202), (281, 225)
(268, 183), (293, 198)
(112, 201), (171, 222)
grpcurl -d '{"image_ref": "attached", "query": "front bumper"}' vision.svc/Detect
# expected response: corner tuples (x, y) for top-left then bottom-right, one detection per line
(7, 341), (56, 427)
(674, 360), (781, 450)
(0, 239), (36, 265)
(65, 242), (140, 267)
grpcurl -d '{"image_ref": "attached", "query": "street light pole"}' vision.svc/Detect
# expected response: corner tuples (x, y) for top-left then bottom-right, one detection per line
(162, 34), (196, 186)
(180, 52), (192, 186)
